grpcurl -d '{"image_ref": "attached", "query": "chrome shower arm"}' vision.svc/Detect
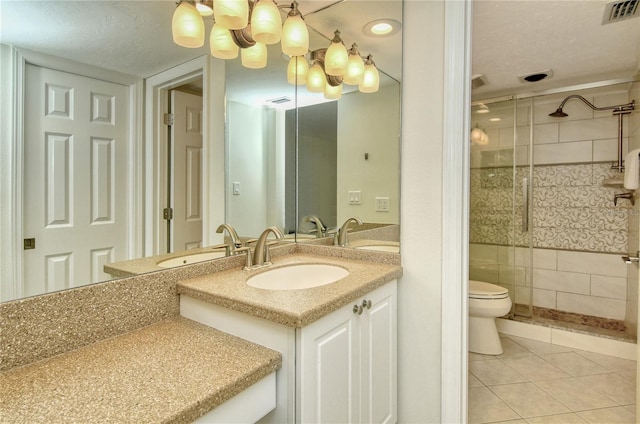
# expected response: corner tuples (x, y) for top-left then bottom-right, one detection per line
(556, 95), (635, 114)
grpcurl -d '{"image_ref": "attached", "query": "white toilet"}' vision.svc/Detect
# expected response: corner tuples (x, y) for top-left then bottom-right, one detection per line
(468, 280), (512, 355)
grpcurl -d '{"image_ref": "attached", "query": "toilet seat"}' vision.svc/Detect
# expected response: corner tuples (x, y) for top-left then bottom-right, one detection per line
(469, 280), (509, 300)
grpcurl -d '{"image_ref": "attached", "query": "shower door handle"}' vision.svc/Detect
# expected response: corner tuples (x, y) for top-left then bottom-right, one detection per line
(522, 177), (529, 233)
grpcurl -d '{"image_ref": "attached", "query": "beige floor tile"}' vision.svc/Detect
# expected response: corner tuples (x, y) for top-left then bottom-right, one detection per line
(470, 351), (494, 362)
(576, 373), (636, 405)
(491, 382), (571, 418)
(575, 351), (637, 383)
(503, 356), (570, 381)
(577, 406), (636, 423)
(470, 359), (529, 386)
(525, 412), (588, 423)
(506, 335), (574, 355)
(469, 372), (484, 388)
(540, 352), (609, 377)
(498, 338), (537, 359)
(468, 386), (520, 424)
(534, 377), (618, 411)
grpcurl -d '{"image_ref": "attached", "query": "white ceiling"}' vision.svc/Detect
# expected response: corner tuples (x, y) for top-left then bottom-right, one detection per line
(1, 0), (638, 103)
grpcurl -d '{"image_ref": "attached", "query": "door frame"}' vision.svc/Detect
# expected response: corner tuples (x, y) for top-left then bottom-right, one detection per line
(2, 47), (142, 299)
(143, 55), (226, 257)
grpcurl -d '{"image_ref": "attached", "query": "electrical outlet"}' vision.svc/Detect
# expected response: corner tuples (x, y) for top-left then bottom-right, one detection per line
(375, 196), (390, 212)
(348, 190), (361, 205)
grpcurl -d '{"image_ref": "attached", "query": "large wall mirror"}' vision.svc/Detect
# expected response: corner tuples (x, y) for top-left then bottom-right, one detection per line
(0, 0), (401, 302)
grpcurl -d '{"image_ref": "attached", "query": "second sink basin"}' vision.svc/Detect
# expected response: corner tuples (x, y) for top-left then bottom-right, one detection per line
(247, 264), (349, 290)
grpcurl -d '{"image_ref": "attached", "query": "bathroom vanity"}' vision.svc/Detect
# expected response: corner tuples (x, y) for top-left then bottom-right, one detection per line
(177, 248), (402, 423)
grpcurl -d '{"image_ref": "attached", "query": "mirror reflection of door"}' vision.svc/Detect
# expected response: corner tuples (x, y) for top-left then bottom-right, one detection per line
(167, 89), (203, 252)
(23, 64), (130, 297)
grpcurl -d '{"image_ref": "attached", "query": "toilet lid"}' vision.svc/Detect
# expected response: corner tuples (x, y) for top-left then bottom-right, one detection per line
(469, 280), (509, 299)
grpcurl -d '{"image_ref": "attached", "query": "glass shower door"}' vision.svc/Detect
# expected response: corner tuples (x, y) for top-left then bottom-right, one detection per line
(469, 98), (533, 318)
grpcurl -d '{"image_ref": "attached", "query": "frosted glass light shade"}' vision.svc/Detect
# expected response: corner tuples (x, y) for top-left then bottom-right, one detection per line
(287, 56), (308, 85)
(172, 2), (205, 48)
(306, 63), (326, 93)
(213, 0), (249, 30)
(359, 58), (379, 93)
(343, 51), (364, 85)
(195, 0), (214, 16)
(324, 83), (342, 100)
(251, 0), (282, 44)
(241, 42), (268, 69)
(210, 23), (239, 59)
(281, 13), (309, 56)
(324, 31), (348, 76)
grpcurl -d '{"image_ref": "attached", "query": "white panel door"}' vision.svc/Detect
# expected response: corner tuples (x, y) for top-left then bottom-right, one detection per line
(170, 90), (203, 251)
(23, 64), (129, 296)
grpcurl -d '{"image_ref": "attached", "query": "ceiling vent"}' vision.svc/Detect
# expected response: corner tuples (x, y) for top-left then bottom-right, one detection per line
(267, 96), (292, 104)
(602, 0), (639, 24)
(471, 74), (488, 90)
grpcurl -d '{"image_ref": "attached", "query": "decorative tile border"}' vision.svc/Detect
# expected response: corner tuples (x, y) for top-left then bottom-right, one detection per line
(470, 163), (630, 254)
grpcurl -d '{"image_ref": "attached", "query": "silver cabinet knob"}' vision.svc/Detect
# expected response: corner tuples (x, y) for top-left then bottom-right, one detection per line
(353, 304), (363, 315)
(362, 300), (372, 310)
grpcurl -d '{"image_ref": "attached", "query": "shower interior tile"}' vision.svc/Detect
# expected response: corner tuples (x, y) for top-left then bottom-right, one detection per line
(559, 116), (620, 143)
(532, 268), (590, 295)
(468, 387), (521, 424)
(556, 251), (626, 277)
(533, 140), (592, 165)
(533, 123), (559, 145)
(539, 352), (608, 377)
(532, 288), (557, 309)
(533, 248), (557, 270)
(590, 274), (627, 300)
(594, 137), (628, 163)
(491, 382), (571, 418)
(556, 292), (626, 321)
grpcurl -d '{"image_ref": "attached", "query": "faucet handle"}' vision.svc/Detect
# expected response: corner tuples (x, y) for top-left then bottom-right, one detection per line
(236, 247), (253, 270)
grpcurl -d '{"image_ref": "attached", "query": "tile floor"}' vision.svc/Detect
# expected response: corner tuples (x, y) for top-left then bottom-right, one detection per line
(468, 334), (637, 423)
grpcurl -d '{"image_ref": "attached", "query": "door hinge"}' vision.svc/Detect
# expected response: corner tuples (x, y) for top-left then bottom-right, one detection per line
(163, 113), (174, 126)
(163, 207), (174, 221)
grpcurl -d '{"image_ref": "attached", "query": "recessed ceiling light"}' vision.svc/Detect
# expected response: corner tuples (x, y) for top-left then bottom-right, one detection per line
(489, 117), (501, 122)
(363, 19), (401, 37)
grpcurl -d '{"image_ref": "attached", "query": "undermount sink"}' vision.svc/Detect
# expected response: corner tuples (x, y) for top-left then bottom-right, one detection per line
(355, 244), (400, 253)
(157, 250), (227, 268)
(247, 264), (349, 290)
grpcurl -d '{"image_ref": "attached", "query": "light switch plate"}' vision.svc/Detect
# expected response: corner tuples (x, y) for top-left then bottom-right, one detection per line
(233, 182), (241, 195)
(348, 190), (361, 205)
(375, 196), (390, 212)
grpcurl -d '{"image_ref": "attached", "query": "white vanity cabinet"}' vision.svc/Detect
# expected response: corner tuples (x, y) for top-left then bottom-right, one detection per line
(180, 279), (397, 424)
(297, 280), (397, 424)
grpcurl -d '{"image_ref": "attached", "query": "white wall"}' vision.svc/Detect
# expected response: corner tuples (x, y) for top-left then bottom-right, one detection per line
(226, 101), (270, 237)
(399, 1), (446, 422)
(337, 83), (401, 224)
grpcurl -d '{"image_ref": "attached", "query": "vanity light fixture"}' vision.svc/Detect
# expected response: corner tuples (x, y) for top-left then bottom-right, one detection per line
(359, 55), (380, 93)
(195, 0), (214, 16)
(171, 0), (382, 97)
(172, 1), (206, 48)
(287, 55), (308, 85)
(324, 30), (348, 76)
(470, 124), (489, 146)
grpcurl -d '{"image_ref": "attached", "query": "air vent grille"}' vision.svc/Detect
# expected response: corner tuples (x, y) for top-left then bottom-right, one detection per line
(268, 97), (292, 104)
(602, 0), (639, 24)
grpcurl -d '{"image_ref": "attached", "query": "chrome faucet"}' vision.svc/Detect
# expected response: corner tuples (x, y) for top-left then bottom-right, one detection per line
(336, 217), (363, 247)
(253, 226), (284, 267)
(304, 215), (327, 238)
(216, 223), (243, 255)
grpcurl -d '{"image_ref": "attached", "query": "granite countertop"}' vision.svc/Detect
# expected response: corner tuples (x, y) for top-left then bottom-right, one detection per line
(176, 252), (403, 327)
(0, 317), (282, 424)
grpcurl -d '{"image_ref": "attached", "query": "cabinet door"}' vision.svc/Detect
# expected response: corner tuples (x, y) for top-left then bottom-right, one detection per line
(361, 282), (397, 424)
(298, 303), (359, 424)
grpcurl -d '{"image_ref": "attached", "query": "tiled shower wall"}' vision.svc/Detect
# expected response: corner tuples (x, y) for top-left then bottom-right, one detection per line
(470, 85), (636, 322)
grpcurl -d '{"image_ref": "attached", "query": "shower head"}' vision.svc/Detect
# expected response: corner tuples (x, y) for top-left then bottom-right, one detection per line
(549, 108), (568, 118)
